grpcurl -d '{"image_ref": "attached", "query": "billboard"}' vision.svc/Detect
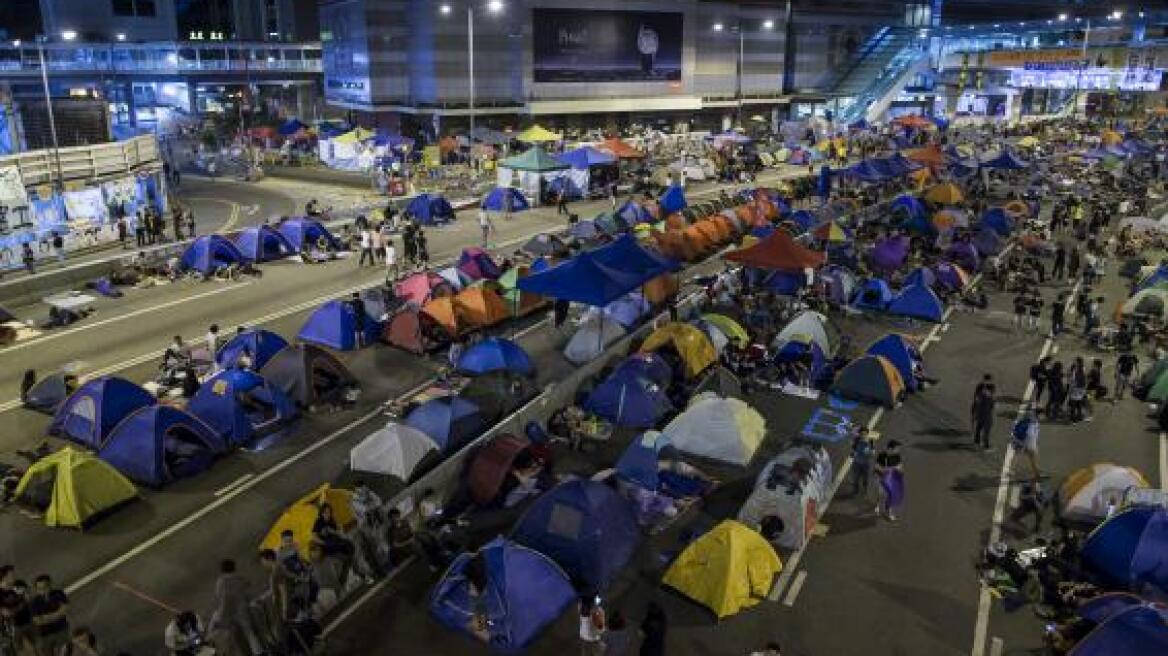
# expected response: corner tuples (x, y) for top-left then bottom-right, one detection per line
(533, 9), (683, 83)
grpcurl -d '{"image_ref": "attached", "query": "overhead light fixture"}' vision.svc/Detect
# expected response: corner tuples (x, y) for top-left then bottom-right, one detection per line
(713, 23), (723, 32)
(763, 19), (774, 30)
(440, 4), (451, 14)
(487, 0), (503, 13)
(11, 39), (20, 47)
(116, 33), (126, 41)
(1058, 13), (1068, 21)
(61, 30), (77, 41)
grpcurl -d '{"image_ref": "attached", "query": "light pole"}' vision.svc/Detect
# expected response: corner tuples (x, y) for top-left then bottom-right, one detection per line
(721, 17), (775, 129)
(441, 1), (503, 137)
(35, 34), (64, 188)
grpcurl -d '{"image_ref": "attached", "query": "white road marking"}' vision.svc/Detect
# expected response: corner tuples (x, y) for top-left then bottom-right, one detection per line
(512, 317), (551, 340)
(212, 473), (254, 497)
(1160, 433), (1167, 491)
(866, 407), (885, 431)
(781, 570), (808, 607)
(322, 555), (417, 637)
(769, 545), (805, 601)
(990, 637), (1004, 656)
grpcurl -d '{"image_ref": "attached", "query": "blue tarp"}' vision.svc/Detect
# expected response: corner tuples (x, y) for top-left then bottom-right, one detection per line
(559, 146), (617, 169)
(615, 431), (671, 491)
(482, 187), (530, 213)
(659, 184), (687, 215)
(278, 218), (341, 251)
(888, 284), (945, 322)
(49, 377), (156, 449)
(180, 235), (247, 275)
(456, 337), (533, 377)
(516, 251), (649, 307)
(867, 334), (920, 392)
(592, 234), (680, 279)
(187, 369), (298, 447)
(891, 194), (927, 220)
(615, 200), (653, 225)
(233, 226), (295, 263)
(845, 160), (887, 184)
(851, 278), (894, 311)
(99, 405), (224, 487)
(405, 397), (484, 451)
(430, 537), (576, 651)
(216, 329), (289, 370)
(512, 479), (640, 593)
(297, 300), (381, 351)
(1082, 506), (1168, 595)
(762, 270), (806, 295)
(584, 370), (673, 428)
(407, 193), (456, 225)
(981, 149), (1028, 170)
(277, 119), (307, 135)
(1139, 265), (1168, 292)
(775, 338), (827, 382)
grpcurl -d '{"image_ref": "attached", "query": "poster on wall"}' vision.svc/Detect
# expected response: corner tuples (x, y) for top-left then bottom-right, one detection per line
(532, 9), (683, 83)
(63, 188), (109, 227)
(0, 165), (31, 235)
(102, 176), (139, 214)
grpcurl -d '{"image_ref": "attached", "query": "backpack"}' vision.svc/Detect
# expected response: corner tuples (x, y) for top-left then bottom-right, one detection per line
(1010, 418), (1031, 446)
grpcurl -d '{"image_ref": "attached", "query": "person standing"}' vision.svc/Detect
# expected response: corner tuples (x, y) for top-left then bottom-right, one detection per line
(29, 574), (68, 656)
(415, 229), (429, 267)
(1067, 247), (1081, 280)
(478, 208), (493, 248)
(850, 426), (875, 498)
(1010, 406), (1042, 481)
(1027, 290), (1043, 333)
(1012, 291), (1028, 332)
(638, 602), (667, 656)
(358, 228), (374, 268)
(370, 223), (383, 264)
(970, 374), (996, 450)
(205, 324), (221, 360)
(1030, 357), (1050, 405)
(1052, 243), (1066, 280)
(172, 208), (184, 242)
(134, 209), (146, 248)
(402, 224), (416, 267)
(185, 209), (196, 239)
(1050, 293), (1067, 338)
(20, 243), (34, 275)
(116, 216), (128, 249)
(556, 189), (570, 217)
(212, 559), (262, 656)
(874, 440), (905, 521)
(350, 292), (367, 348)
(1115, 351), (1139, 401)
(384, 238), (399, 282)
(578, 597), (605, 656)
(50, 233), (64, 267)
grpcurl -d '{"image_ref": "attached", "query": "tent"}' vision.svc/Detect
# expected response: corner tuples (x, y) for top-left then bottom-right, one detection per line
(394, 272), (451, 306)
(640, 323), (717, 379)
(499, 147), (569, 172)
(457, 337), (533, 377)
(517, 251), (648, 307)
(297, 299), (381, 351)
(888, 284), (945, 323)
(179, 235), (247, 275)
(457, 247), (502, 280)
(216, 328), (290, 370)
(695, 366), (744, 399)
(260, 484), (355, 558)
(599, 137), (645, 159)
(867, 334), (922, 392)
(15, 447), (137, 528)
(613, 353), (673, 388)
(1069, 594), (1168, 656)
(564, 315), (627, 364)
(775, 311), (837, 355)
(278, 118), (307, 135)
(980, 208), (1015, 236)
(49, 377), (156, 449)
(405, 396), (484, 451)
(662, 520), (782, 619)
(454, 287), (510, 328)
(870, 235), (910, 272)
(774, 337), (827, 384)
(233, 225), (295, 263)
(592, 292), (650, 329)
(429, 537), (575, 650)
(460, 372), (537, 425)
(833, 355), (905, 408)
(821, 266), (858, 305)
(1121, 288), (1168, 320)
(512, 479), (639, 593)
(615, 200), (653, 225)
(482, 187), (530, 213)
(659, 184), (688, 215)
(925, 182), (964, 204)
(725, 230), (827, 271)
(662, 394), (765, 466)
(407, 193), (456, 225)
(1061, 464), (1150, 523)
(187, 369), (298, 447)
(933, 262), (971, 291)
(584, 370), (673, 429)
(1081, 506), (1168, 594)
(499, 266), (548, 317)
(520, 234), (568, 258)
(592, 234), (680, 280)
(515, 125), (562, 143)
(23, 373), (74, 414)
(277, 218), (341, 251)
(738, 447), (831, 550)
(904, 266), (937, 290)
(466, 433), (532, 507)
(350, 422), (440, 481)
(259, 344), (357, 408)
(945, 241), (980, 273)
(851, 278), (894, 311)
(982, 149), (1028, 170)
(98, 405), (224, 487)
(559, 146), (617, 170)
(701, 314), (749, 348)
(973, 228), (1004, 256)
(614, 430), (676, 492)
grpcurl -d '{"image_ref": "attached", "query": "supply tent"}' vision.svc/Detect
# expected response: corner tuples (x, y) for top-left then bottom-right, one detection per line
(592, 234), (681, 280)
(833, 355), (905, 408)
(15, 447), (138, 528)
(456, 337), (533, 377)
(297, 299), (382, 351)
(260, 484), (355, 558)
(662, 393), (765, 467)
(1069, 594), (1168, 656)
(512, 479), (640, 593)
(640, 322), (718, 380)
(888, 284), (945, 323)
(216, 328), (290, 370)
(1081, 506), (1168, 595)
(661, 520), (782, 619)
(564, 315), (628, 365)
(1060, 463), (1149, 523)
(558, 146), (618, 198)
(349, 422), (440, 482)
(277, 218), (342, 252)
(496, 147), (570, 203)
(406, 193), (456, 225)
(179, 235), (247, 276)
(850, 278), (894, 312)
(429, 537), (576, 651)
(49, 376), (156, 449)
(775, 310), (838, 356)
(233, 225), (295, 263)
(725, 230), (827, 271)
(98, 405), (225, 487)
(584, 369), (673, 429)
(517, 251), (648, 307)
(482, 187), (530, 213)
(404, 396), (485, 451)
(258, 343), (358, 408)
(23, 373), (74, 414)
(187, 369), (298, 447)
(866, 333), (923, 392)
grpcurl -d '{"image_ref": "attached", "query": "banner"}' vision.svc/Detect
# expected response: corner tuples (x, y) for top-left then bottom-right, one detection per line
(533, 9), (683, 83)
(0, 165), (30, 236)
(986, 48), (1083, 70)
(63, 188), (109, 226)
(102, 176), (139, 211)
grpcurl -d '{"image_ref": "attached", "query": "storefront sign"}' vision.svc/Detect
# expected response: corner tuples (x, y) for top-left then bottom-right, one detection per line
(987, 48), (1083, 70)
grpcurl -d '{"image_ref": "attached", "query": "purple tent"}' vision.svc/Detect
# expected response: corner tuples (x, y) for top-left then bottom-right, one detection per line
(972, 229), (1003, 256)
(870, 236), (910, 272)
(933, 262), (968, 291)
(945, 241), (980, 272)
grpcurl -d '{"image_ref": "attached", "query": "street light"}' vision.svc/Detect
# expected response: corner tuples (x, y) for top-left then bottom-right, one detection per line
(1058, 13), (1068, 21)
(725, 18), (775, 127)
(115, 33), (126, 42)
(440, 4), (451, 15)
(34, 35), (64, 187)
(61, 30), (76, 41)
(442, 1), (505, 137)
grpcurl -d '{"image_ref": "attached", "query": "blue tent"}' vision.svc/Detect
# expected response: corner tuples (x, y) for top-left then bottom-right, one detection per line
(613, 352), (672, 387)
(981, 208), (1015, 237)
(659, 184), (687, 215)
(456, 337), (533, 377)
(583, 370), (672, 428)
(615, 200), (653, 225)
(851, 278), (894, 311)
(790, 210), (817, 232)
(867, 334), (921, 392)
(430, 537), (575, 651)
(973, 228), (1003, 256)
(1071, 594), (1168, 656)
(516, 251), (648, 307)
(93, 278), (122, 298)
(99, 405), (224, 487)
(277, 118), (306, 135)
(946, 241), (980, 273)
(1082, 506), (1168, 595)
(559, 146), (617, 169)
(981, 149), (1028, 170)
(23, 374), (72, 414)
(890, 194), (926, 220)
(233, 225), (295, 263)
(751, 225), (776, 239)
(49, 377), (156, 449)
(615, 431), (672, 491)
(568, 220), (601, 241)
(845, 160), (887, 184)
(599, 293), (650, 329)
(179, 235), (247, 275)
(775, 338), (827, 382)
(216, 329), (289, 370)
(405, 397), (484, 451)
(888, 284), (945, 323)
(547, 175), (584, 201)
(592, 234), (680, 279)
(297, 300), (380, 351)
(187, 369), (298, 447)
(512, 479), (640, 593)
(482, 187), (530, 213)
(901, 212), (936, 236)
(407, 193), (456, 225)
(278, 218), (341, 251)
(762, 270), (805, 295)
(1139, 265), (1168, 292)
(904, 266), (937, 290)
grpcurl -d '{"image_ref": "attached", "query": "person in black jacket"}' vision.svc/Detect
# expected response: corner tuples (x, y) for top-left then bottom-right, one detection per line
(971, 374), (996, 450)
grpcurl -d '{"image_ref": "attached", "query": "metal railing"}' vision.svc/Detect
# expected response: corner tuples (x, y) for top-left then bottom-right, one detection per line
(0, 134), (162, 187)
(0, 41), (321, 76)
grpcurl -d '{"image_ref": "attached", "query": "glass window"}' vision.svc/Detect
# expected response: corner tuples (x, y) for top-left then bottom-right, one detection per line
(112, 0), (135, 16)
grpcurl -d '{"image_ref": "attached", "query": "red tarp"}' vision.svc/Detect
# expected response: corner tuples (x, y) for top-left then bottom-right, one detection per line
(725, 229), (826, 271)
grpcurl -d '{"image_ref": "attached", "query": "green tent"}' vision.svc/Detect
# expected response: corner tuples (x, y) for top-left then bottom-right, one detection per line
(1149, 369), (1168, 403)
(500, 147), (570, 172)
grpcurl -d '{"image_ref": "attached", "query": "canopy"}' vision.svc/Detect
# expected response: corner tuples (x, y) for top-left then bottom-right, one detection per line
(350, 422), (439, 481)
(982, 149), (1028, 170)
(725, 230), (826, 272)
(278, 218), (341, 251)
(584, 370), (673, 428)
(867, 333), (922, 392)
(1060, 463), (1149, 522)
(179, 235), (246, 275)
(429, 537), (575, 650)
(559, 146), (617, 169)
(277, 118), (307, 135)
(233, 225), (295, 263)
(775, 310), (836, 355)
(456, 337), (533, 377)
(99, 405), (224, 487)
(512, 479), (639, 593)
(888, 284), (945, 323)
(659, 184), (688, 215)
(49, 377), (156, 449)
(515, 124), (562, 143)
(517, 251), (648, 307)
(1081, 506), (1168, 595)
(482, 187), (530, 213)
(640, 323), (717, 379)
(599, 137), (645, 159)
(260, 483), (355, 558)
(564, 315), (627, 364)
(405, 396), (484, 451)
(259, 343), (357, 407)
(187, 368), (298, 447)
(406, 193), (456, 225)
(593, 234), (680, 279)
(297, 299), (381, 351)
(500, 147), (568, 172)
(662, 520), (782, 619)
(924, 183), (964, 205)
(833, 355), (905, 408)
(663, 394), (765, 466)
(15, 447), (137, 528)
(216, 328), (289, 370)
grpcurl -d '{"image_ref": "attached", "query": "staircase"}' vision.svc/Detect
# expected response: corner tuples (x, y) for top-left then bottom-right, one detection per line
(835, 47), (933, 125)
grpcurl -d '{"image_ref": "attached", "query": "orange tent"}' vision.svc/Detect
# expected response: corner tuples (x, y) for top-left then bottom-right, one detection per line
(599, 137), (645, 159)
(735, 204), (759, 225)
(692, 221), (724, 247)
(655, 230), (700, 261)
(892, 114), (933, 129)
(683, 225), (715, 254)
(438, 135), (459, 153)
(454, 287), (509, 328)
(904, 144), (945, 168)
(421, 297), (463, 336)
(665, 213), (688, 230)
(712, 216), (737, 241)
(725, 229), (826, 271)
(755, 198), (779, 220)
(643, 274), (680, 305)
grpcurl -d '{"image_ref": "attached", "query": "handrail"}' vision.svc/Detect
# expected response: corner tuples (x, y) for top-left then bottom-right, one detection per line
(823, 26), (913, 94)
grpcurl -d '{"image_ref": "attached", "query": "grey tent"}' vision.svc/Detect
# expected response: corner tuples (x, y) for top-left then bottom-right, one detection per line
(259, 343), (358, 408)
(0, 305), (15, 323)
(694, 366), (743, 399)
(24, 373), (73, 414)
(460, 372), (538, 425)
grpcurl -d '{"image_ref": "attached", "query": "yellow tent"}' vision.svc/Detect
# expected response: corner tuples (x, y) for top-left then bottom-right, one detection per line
(15, 447), (137, 529)
(1100, 129), (1123, 146)
(662, 520), (782, 619)
(924, 182), (964, 205)
(260, 483), (355, 558)
(640, 322), (717, 379)
(332, 127), (374, 144)
(701, 313), (749, 348)
(516, 124), (562, 143)
(1017, 136), (1040, 148)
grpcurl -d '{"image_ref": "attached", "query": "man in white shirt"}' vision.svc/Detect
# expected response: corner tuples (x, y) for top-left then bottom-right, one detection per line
(358, 228), (374, 267)
(478, 210), (493, 248)
(384, 239), (399, 282)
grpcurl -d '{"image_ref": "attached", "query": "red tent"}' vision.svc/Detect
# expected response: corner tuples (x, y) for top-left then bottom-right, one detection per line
(725, 230), (826, 271)
(599, 138), (646, 159)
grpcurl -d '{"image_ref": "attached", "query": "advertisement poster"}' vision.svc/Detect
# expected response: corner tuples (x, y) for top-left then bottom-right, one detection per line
(102, 176), (140, 212)
(63, 188), (109, 226)
(32, 197), (66, 234)
(533, 9), (683, 83)
(0, 165), (30, 234)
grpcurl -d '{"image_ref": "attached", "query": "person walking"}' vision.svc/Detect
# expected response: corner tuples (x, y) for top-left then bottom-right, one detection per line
(349, 292), (367, 348)
(1010, 481), (1048, 534)
(874, 440), (904, 521)
(185, 209), (196, 239)
(1010, 405), (1042, 481)
(850, 426), (875, 498)
(20, 243), (35, 275)
(1045, 362), (1065, 421)
(556, 189), (570, 217)
(1067, 247), (1081, 280)
(1115, 351), (1139, 401)
(1030, 357), (1050, 405)
(578, 597), (606, 656)
(478, 208), (493, 248)
(29, 574), (69, 656)
(1012, 291), (1028, 332)
(1027, 290), (1043, 333)
(1052, 243), (1066, 280)
(370, 223), (383, 264)
(970, 374), (996, 450)
(402, 224), (416, 268)
(358, 228), (375, 268)
(1067, 357), (1090, 423)
(1050, 293), (1067, 338)
(384, 238), (399, 282)
(212, 560), (262, 656)
(51, 232), (65, 267)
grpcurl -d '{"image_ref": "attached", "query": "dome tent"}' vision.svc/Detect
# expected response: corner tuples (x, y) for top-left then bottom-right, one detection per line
(456, 337), (534, 377)
(1081, 506), (1168, 595)
(297, 300), (382, 351)
(887, 283), (945, 323)
(1060, 464), (1149, 523)
(233, 225), (295, 263)
(187, 369), (298, 447)
(98, 405), (225, 487)
(404, 397), (484, 451)
(179, 235), (247, 276)
(350, 422), (440, 482)
(216, 328), (289, 370)
(662, 393), (765, 466)
(258, 343), (358, 408)
(774, 310), (838, 355)
(23, 373), (74, 414)
(260, 484), (355, 559)
(406, 193), (456, 225)
(662, 520), (782, 619)
(15, 447), (137, 528)
(49, 377), (156, 449)
(564, 315), (627, 365)
(833, 355), (905, 408)
(277, 218), (342, 251)
(583, 369), (673, 429)
(866, 333), (924, 392)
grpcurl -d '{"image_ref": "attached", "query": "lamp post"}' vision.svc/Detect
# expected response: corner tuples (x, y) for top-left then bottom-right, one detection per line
(721, 17), (775, 129)
(1073, 18), (1092, 118)
(35, 35), (64, 188)
(441, 1), (503, 137)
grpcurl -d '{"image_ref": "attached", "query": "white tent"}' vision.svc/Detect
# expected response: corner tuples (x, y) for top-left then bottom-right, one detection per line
(1120, 288), (1168, 320)
(737, 445), (832, 550)
(1060, 463), (1149, 522)
(774, 310), (836, 355)
(350, 423), (440, 480)
(662, 393), (765, 466)
(564, 315), (627, 365)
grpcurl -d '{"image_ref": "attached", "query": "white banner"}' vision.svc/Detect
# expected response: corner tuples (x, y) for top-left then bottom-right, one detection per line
(0, 165), (27, 208)
(63, 188), (109, 226)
